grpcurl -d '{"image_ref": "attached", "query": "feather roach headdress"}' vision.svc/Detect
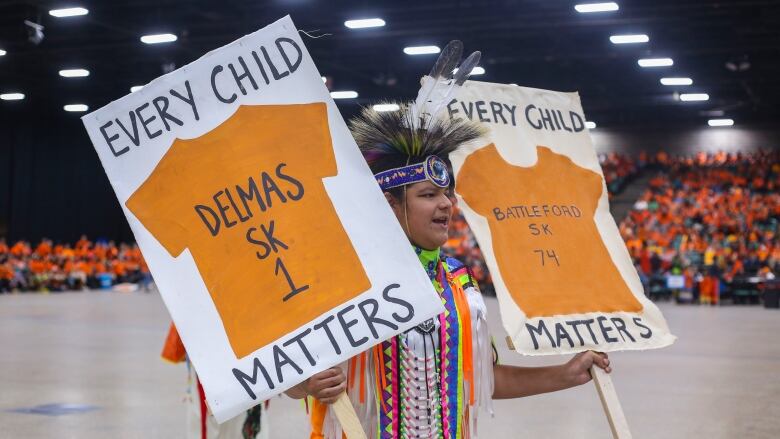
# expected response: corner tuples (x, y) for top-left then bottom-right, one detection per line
(350, 41), (486, 191)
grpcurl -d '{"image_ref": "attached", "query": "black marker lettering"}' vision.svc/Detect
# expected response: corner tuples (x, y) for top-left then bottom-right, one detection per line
(233, 357), (274, 400)
(382, 283), (414, 323)
(313, 315), (341, 355)
(358, 298), (398, 339)
(100, 121), (128, 157)
(272, 344), (302, 383)
(526, 320), (556, 350)
(170, 80), (200, 121)
(337, 304), (369, 348)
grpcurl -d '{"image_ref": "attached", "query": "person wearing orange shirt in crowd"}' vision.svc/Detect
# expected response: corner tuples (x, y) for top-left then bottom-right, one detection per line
(0, 258), (13, 293)
(107, 241), (119, 260)
(93, 242), (107, 261)
(8, 256), (28, 290)
(49, 259), (67, 291)
(111, 258), (128, 284)
(10, 240), (31, 257)
(28, 256), (49, 291)
(74, 258), (92, 290)
(700, 271), (720, 305)
(35, 239), (52, 258)
(75, 234), (91, 252)
(91, 258), (114, 289)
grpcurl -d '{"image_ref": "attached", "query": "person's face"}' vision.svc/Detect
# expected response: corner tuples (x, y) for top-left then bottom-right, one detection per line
(385, 181), (453, 250)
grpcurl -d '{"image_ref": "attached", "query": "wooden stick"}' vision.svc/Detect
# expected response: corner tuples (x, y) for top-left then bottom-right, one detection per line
(331, 391), (367, 439)
(590, 365), (632, 439)
(505, 335), (516, 350)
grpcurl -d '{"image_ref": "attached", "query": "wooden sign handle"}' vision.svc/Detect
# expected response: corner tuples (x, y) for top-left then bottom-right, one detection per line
(331, 391), (367, 439)
(506, 337), (632, 438)
(590, 364), (632, 439)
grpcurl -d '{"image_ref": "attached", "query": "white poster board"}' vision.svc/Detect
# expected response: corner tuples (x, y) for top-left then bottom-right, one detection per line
(449, 81), (675, 355)
(81, 16), (444, 422)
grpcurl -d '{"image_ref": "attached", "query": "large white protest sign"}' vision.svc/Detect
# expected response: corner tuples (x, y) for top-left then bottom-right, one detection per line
(81, 16), (444, 422)
(449, 81), (675, 355)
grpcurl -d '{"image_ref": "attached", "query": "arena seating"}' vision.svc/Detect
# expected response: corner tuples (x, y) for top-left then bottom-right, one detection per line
(619, 150), (779, 304)
(0, 236), (151, 292)
(3, 151), (776, 305)
(600, 151), (642, 196)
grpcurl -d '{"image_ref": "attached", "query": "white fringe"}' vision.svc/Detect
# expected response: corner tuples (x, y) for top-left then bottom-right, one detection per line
(466, 285), (495, 438)
(323, 286), (494, 439)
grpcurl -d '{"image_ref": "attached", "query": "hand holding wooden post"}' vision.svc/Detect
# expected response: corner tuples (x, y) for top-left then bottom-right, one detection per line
(590, 363), (632, 439)
(293, 368), (366, 439)
(332, 392), (367, 439)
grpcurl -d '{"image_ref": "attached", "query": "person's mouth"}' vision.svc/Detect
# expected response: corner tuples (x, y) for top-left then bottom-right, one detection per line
(432, 216), (449, 229)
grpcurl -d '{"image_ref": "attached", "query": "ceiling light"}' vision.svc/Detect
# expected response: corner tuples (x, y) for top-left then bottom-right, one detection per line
(59, 69), (89, 77)
(679, 93), (709, 102)
(638, 58), (673, 67)
(321, 76), (327, 83)
(372, 104), (400, 112)
(586, 121), (597, 129)
(610, 34), (649, 44)
(130, 86), (144, 92)
(0, 93), (25, 101)
(64, 104), (88, 112)
(403, 46), (440, 55)
(344, 18), (385, 29)
(0, 49), (6, 56)
(708, 118), (734, 127)
(575, 2), (619, 13)
(330, 91), (358, 99)
(49, 7), (89, 17)
(141, 33), (177, 44)
(661, 77), (693, 86)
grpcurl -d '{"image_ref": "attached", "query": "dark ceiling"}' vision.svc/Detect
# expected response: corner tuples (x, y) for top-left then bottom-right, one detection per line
(1, 0), (779, 128)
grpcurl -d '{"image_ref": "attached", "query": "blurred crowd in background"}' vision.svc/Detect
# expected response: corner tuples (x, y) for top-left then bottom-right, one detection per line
(2, 150), (777, 306)
(620, 150), (779, 304)
(0, 235), (151, 293)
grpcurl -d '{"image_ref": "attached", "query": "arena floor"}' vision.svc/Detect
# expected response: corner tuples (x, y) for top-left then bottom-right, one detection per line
(1, 290), (778, 438)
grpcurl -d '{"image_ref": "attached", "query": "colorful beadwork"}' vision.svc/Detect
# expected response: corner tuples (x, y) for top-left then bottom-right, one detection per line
(374, 155), (450, 191)
(375, 248), (472, 438)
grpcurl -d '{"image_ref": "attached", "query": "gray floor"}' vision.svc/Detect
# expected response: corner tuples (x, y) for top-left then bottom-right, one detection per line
(1, 291), (778, 438)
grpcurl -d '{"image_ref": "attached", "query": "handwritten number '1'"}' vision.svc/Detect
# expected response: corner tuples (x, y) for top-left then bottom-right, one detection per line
(275, 257), (310, 301)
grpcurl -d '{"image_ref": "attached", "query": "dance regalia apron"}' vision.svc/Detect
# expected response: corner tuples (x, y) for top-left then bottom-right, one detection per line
(310, 247), (494, 439)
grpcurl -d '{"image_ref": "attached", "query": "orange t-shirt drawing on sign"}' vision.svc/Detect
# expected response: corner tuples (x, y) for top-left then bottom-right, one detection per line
(126, 103), (371, 358)
(457, 144), (642, 317)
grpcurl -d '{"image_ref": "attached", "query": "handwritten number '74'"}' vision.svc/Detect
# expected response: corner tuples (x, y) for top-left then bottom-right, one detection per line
(533, 249), (560, 267)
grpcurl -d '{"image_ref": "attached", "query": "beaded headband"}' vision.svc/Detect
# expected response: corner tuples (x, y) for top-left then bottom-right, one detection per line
(374, 155), (451, 191)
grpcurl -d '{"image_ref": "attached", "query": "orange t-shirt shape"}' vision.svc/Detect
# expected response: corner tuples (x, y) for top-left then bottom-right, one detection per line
(457, 145), (642, 316)
(126, 103), (371, 358)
